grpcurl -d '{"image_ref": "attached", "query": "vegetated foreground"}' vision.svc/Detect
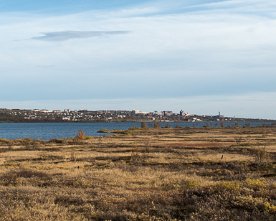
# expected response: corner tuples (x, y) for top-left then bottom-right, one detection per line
(0, 127), (275, 221)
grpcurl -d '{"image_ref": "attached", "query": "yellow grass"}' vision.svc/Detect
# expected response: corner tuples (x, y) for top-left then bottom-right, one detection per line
(0, 127), (275, 220)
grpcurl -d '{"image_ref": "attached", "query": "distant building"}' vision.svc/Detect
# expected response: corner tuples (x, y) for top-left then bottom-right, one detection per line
(163, 111), (174, 117)
(53, 110), (62, 113)
(41, 109), (50, 113)
(62, 117), (71, 121)
(132, 110), (147, 115)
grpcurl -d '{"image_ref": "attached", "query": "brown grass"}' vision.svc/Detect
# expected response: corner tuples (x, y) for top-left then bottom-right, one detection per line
(0, 127), (275, 220)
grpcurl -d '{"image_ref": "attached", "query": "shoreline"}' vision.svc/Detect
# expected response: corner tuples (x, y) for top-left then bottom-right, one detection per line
(0, 126), (276, 142)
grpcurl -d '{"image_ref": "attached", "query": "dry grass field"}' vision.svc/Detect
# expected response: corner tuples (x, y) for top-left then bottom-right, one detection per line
(0, 127), (275, 221)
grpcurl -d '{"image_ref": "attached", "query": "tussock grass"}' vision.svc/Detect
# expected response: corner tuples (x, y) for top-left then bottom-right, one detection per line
(0, 127), (275, 220)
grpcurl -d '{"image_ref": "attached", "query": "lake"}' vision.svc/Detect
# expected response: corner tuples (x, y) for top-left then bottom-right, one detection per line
(0, 121), (273, 140)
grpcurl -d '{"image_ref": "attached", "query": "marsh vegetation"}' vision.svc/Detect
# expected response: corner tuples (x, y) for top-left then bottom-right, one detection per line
(0, 127), (275, 220)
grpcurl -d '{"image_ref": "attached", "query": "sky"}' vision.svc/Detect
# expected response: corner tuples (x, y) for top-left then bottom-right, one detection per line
(0, 0), (276, 119)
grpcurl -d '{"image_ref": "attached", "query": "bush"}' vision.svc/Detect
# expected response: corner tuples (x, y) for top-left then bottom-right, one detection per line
(254, 147), (268, 164)
(141, 122), (147, 129)
(154, 121), (160, 128)
(172, 185), (275, 221)
(0, 169), (50, 186)
(75, 130), (86, 140)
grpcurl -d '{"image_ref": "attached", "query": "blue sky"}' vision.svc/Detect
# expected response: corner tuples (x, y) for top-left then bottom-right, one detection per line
(1, 0), (276, 118)
(0, 0), (148, 13)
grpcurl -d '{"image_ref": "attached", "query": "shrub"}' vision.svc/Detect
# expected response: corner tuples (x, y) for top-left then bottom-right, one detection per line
(75, 130), (86, 140)
(154, 121), (160, 128)
(141, 122), (147, 129)
(254, 147), (268, 164)
(0, 169), (50, 186)
(172, 185), (275, 221)
(246, 178), (266, 189)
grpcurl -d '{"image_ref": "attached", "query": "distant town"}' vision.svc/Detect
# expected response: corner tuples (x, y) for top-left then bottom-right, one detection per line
(0, 108), (270, 123)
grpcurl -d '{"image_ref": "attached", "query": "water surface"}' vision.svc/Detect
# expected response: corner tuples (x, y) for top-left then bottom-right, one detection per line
(0, 121), (273, 140)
